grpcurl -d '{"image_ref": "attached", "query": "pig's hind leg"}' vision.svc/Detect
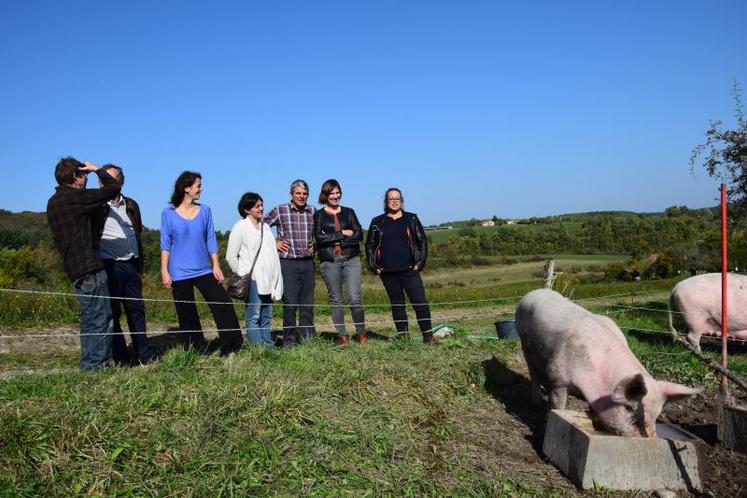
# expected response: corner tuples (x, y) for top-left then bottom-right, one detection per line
(684, 316), (721, 353)
(529, 378), (543, 407)
(549, 387), (568, 409)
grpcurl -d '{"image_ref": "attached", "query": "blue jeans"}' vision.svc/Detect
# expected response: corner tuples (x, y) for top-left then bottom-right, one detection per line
(74, 268), (114, 370)
(320, 255), (365, 336)
(245, 279), (274, 347)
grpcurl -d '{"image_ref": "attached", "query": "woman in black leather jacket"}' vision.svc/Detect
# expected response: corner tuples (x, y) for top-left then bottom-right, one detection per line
(313, 179), (367, 345)
(365, 188), (433, 343)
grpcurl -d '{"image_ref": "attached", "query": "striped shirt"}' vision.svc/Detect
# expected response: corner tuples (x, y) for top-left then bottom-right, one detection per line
(263, 202), (315, 259)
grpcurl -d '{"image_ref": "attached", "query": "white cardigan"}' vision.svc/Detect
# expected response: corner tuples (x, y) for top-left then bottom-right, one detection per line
(226, 219), (283, 301)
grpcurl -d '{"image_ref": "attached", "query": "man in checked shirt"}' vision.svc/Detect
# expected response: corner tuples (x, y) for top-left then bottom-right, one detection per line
(46, 157), (121, 370)
(264, 179), (316, 347)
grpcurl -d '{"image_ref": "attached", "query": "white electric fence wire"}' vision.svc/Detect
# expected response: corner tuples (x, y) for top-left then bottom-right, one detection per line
(0, 287), (523, 307)
(0, 310), (516, 339)
(3, 286), (725, 341)
(0, 287), (664, 308)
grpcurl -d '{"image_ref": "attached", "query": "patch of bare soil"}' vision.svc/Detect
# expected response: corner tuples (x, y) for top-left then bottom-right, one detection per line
(480, 352), (747, 497)
(660, 388), (747, 497)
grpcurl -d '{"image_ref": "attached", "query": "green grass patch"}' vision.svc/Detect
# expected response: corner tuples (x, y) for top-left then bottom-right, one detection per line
(1, 338), (569, 496)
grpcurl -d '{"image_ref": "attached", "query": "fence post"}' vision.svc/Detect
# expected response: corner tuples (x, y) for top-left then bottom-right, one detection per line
(721, 184), (729, 390)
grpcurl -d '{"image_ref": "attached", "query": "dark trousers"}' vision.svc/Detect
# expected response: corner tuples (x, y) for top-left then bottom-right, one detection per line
(380, 270), (432, 333)
(103, 259), (156, 363)
(280, 258), (316, 346)
(171, 274), (243, 355)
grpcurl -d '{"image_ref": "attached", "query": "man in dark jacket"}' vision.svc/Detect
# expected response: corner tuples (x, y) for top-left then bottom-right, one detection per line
(99, 164), (157, 365)
(47, 157), (121, 370)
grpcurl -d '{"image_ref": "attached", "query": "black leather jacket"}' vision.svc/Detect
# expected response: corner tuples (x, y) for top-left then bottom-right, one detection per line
(313, 206), (363, 262)
(365, 211), (427, 273)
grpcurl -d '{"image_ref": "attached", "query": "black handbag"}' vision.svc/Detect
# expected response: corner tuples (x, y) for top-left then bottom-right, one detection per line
(226, 223), (264, 300)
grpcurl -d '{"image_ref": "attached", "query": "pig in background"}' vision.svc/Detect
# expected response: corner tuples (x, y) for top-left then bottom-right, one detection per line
(669, 273), (747, 353)
(516, 289), (700, 437)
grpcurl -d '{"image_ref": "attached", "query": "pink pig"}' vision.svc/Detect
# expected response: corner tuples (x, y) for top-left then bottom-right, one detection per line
(516, 289), (700, 437)
(669, 273), (747, 353)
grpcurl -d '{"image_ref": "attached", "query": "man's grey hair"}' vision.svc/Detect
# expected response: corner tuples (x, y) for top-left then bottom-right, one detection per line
(289, 179), (309, 193)
(101, 164), (124, 185)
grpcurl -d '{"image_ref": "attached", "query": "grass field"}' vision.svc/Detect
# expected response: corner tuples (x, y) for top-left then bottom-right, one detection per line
(0, 254), (630, 331)
(426, 222), (585, 245)
(2, 255), (746, 495)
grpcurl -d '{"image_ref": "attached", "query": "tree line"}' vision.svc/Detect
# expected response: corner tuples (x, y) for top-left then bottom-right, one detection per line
(0, 202), (742, 287)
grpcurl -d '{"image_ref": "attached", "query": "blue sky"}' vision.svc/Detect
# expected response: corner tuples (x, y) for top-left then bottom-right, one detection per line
(1, 1), (746, 230)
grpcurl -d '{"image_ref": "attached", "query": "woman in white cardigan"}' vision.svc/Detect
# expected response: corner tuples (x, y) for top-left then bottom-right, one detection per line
(226, 193), (283, 347)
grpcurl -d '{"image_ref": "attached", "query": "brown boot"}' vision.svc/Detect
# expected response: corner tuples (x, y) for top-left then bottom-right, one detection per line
(356, 332), (368, 345)
(422, 331), (435, 344)
(338, 335), (350, 346)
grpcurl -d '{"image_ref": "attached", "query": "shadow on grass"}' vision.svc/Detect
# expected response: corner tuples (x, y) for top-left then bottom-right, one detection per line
(481, 356), (546, 455)
(148, 328), (223, 356)
(628, 328), (747, 355)
(269, 329), (399, 347)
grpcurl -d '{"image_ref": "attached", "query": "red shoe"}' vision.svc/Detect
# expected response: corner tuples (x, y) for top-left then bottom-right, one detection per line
(338, 335), (350, 346)
(356, 332), (368, 345)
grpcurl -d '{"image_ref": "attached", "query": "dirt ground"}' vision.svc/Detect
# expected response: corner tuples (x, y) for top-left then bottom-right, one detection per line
(483, 354), (747, 497)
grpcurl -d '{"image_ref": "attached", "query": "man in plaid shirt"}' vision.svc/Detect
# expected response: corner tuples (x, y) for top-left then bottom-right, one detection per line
(264, 179), (316, 347)
(47, 157), (121, 370)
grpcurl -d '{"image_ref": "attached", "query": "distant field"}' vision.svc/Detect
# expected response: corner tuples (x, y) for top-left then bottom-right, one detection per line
(1, 253), (627, 330)
(426, 222), (584, 245)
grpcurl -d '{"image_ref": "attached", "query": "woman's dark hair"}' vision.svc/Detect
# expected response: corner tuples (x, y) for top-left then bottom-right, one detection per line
(237, 192), (263, 218)
(318, 179), (342, 205)
(170, 171), (201, 207)
(383, 187), (404, 213)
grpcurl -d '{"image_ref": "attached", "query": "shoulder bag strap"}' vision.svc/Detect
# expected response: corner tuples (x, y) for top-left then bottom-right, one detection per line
(246, 223), (264, 280)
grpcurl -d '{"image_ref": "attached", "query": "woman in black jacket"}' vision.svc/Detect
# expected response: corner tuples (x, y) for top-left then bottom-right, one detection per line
(365, 187), (433, 343)
(313, 179), (367, 345)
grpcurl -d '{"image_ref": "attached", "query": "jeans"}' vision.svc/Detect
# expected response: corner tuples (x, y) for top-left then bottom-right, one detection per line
(171, 273), (243, 355)
(320, 255), (365, 336)
(280, 258), (316, 346)
(245, 279), (274, 347)
(74, 268), (113, 370)
(380, 270), (432, 333)
(103, 259), (156, 363)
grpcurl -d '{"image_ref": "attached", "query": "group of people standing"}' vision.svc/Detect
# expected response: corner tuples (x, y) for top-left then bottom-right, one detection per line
(46, 157), (434, 371)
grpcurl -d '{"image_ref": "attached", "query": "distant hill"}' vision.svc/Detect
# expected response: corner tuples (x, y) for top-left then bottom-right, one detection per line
(0, 209), (48, 230)
(437, 206), (719, 229)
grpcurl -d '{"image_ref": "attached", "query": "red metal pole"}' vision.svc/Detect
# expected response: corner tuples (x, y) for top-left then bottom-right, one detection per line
(721, 184), (728, 387)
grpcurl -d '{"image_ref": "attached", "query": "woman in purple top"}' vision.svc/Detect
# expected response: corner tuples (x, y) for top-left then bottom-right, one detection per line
(160, 171), (243, 354)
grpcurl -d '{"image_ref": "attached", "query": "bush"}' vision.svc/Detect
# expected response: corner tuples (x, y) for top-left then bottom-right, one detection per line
(470, 255), (491, 266)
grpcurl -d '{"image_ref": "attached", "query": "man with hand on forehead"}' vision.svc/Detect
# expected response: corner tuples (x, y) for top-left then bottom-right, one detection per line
(264, 179), (316, 347)
(46, 157), (121, 370)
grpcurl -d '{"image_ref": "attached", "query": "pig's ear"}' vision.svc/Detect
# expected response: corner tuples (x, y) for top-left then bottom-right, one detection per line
(659, 381), (702, 403)
(611, 373), (648, 408)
